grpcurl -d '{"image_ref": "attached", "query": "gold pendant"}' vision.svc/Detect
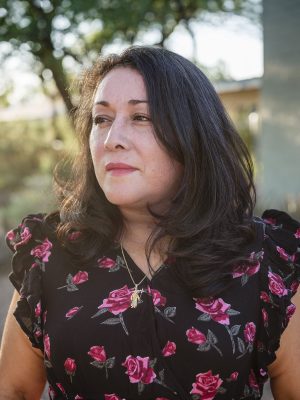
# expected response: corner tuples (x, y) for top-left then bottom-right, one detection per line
(131, 290), (140, 308)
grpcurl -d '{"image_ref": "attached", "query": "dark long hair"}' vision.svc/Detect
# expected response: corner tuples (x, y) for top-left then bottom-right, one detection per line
(48, 45), (256, 298)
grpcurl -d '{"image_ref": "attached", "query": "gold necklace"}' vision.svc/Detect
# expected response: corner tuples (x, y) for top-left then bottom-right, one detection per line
(120, 243), (147, 308)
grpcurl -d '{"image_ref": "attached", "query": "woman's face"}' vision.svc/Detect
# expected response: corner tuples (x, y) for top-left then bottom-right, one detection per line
(89, 67), (183, 212)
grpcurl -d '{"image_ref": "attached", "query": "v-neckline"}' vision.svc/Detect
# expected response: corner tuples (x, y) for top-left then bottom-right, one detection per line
(120, 246), (168, 283)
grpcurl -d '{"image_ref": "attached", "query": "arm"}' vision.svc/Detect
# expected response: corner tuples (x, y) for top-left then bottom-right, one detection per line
(0, 290), (47, 400)
(268, 289), (300, 400)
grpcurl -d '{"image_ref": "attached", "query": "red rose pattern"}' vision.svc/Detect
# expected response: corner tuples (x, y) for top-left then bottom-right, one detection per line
(260, 291), (271, 303)
(98, 285), (133, 315)
(98, 257), (116, 269)
(56, 383), (66, 394)
(162, 341), (176, 357)
(190, 370), (223, 400)
(232, 252), (261, 278)
(122, 355), (156, 384)
(104, 395), (123, 400)
(262, 308), (268, 326)
(276, 246), (295, 262)
(72, 271), (89, 285)
(230, 371), (239, 381)
(186, 327), (206, 345)
(6, 214), (299, 399)
(268, 271), (288, 297)
(65, 306), (82, 320)
(249, 369), (259, 391)
(244, 322), (256, 343)
(30, 238), (52, 262)
(35, 301), (41, 317)
(149, 288), (167, 307)
(68, 231), (82, 241)
(44, 333), (51, 359)
(286, 303), (296, 320)
(195, 298), (231, 325)
(64, 358), (76, 377)
(88, 346), (107, 362)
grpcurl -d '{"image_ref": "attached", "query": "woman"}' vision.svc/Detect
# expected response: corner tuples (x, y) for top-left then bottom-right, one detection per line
(0, 46), (299, 400)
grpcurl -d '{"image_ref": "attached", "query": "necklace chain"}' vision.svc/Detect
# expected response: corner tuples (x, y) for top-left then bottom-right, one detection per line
(120, 242), (147, 308)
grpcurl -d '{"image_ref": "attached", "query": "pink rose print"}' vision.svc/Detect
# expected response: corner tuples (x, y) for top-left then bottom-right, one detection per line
(35, 301), (41, 317)
(249, 369), (259, 391)
(104, 395), (123, 400)
(156, 398), (171, 400)
(65, 306), (83, 320)
(262, 308), (268, 326)
(98, 285), (133, 315)
(31, 238), (52, 262)
(44, 334), (51, 359)
(64, 358), (76, 381)
(56, 383), (66, 394)
(162, 341), (176, 357)
(15, 227), (32, 248)
(149, 288), (167, 307)
(190, 370), (223, 400)
(291, 281), (299, 293)
(260, 291), (271, 303)
(232, 252), (261, 278)
(259, 368), (267, 377)
(98, 257), (116, 269)
(122, 355), (156, 384)
(48, 385), (56, 400)
(75, 396), (84, 400)
(244, 322), (256, 343)
(268, 271), (288, 297)
(186, 327), (206, 345)
(286, 303), (296, 320)
(6, 230), (15, 242)
(295, 228), (300, 239)
(88, 346), (107, 362)
(230, 372), (239, 381)
(68, 231), (81, 241)
(34, 327), (42, 338)
(88, 345), (115, 378)
(276, 246), (295, 262)
(72, 271), (89, 284)
(43, 310), (47, 324)
(195, 297), (231, 325)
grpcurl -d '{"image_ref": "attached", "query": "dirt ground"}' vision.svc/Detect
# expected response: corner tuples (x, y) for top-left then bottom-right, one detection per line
(0, 263), (273, 400)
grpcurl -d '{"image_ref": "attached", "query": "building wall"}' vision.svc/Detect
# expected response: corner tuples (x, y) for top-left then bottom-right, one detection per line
(259, 0), (300, 211)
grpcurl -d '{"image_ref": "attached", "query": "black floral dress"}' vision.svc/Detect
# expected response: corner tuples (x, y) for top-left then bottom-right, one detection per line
(5, 210), (300, 400)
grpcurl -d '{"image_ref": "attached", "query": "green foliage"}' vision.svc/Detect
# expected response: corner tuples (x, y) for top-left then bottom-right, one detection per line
(0, 115), (73, 195)
(0, 0), (261, 112)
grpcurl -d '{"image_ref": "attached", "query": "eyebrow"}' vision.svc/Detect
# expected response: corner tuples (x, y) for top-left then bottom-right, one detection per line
(94, 99), (148, 106)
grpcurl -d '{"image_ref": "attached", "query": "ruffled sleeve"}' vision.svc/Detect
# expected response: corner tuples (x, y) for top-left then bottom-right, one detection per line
(255, 209), (300, 382)
(5, 213), (49, 351)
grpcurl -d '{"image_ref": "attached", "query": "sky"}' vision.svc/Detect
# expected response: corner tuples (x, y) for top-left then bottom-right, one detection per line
(0, 14), (263, 114)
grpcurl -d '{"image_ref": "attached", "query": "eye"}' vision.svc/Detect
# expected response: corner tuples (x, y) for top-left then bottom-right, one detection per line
(132, 114), (151, 122)
(93, 115), (111, 126)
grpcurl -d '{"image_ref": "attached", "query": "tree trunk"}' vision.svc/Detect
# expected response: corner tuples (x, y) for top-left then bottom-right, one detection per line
(40, 50), (75, 120)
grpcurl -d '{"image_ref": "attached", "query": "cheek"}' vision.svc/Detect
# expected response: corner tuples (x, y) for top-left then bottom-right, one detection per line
(89, 131), (103, 163)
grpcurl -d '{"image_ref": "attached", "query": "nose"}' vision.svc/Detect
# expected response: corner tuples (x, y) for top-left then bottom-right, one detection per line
(104, 116), (129, 151)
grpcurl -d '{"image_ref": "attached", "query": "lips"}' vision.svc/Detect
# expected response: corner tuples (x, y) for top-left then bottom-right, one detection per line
(105, 162), (138, 175)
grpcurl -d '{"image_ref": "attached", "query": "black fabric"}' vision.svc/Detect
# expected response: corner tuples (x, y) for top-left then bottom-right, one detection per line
(5, 210), (300, 400)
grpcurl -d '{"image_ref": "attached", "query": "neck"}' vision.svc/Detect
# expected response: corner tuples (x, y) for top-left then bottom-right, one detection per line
(120, 207), (156, 247)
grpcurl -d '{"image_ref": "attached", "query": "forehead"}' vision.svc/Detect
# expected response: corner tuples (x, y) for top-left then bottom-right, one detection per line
(94, 67), (146, 103)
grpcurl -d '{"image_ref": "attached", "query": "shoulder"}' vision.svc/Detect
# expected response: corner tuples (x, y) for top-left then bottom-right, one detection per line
(251, 209), (300, 385)
(5, 213), (61, 350)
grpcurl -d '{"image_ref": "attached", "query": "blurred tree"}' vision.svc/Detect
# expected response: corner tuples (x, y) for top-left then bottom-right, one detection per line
(0, 0), (261, 115)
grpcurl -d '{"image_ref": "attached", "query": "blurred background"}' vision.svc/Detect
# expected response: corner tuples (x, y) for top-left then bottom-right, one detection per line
(1, 1), (300, 399)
